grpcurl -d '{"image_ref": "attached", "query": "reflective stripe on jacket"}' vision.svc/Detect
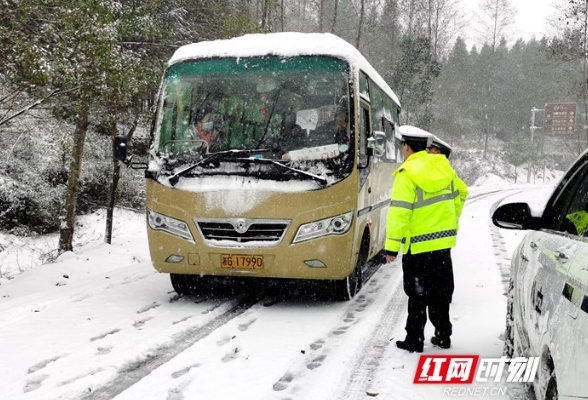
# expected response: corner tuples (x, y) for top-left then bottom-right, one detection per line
(385, 151), (464, 255)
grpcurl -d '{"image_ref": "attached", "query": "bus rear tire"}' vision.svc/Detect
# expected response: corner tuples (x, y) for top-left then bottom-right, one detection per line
(170, 273), (203, 296)
(331, 240), (366, 301)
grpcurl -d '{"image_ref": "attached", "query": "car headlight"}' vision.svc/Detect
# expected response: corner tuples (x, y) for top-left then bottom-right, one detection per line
(147, 210), (194, 241)
(293, 211), (354, 243)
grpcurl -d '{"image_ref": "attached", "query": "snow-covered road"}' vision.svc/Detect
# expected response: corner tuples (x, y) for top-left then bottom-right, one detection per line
(0, 184), (554, 400)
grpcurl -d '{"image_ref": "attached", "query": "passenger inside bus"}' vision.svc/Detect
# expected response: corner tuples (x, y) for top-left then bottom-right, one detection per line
(193, 106), (223, 152)
(313, 106), (349, 146)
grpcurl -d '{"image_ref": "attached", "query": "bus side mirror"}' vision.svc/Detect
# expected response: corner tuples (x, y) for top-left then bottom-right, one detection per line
(368, 131), (386, 158)
(114, 136), (129, 164)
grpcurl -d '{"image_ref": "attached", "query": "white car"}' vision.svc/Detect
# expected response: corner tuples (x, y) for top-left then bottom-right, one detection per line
(492, 151), (588, 400)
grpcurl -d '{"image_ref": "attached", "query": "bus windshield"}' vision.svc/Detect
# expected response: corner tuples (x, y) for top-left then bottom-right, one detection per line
(153, 55), (353, 182)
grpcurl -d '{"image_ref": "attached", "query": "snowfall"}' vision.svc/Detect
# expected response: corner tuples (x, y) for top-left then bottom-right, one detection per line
(0, 170), (561, 400)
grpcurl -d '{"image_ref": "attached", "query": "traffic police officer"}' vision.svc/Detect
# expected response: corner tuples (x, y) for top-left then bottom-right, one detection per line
(385, 126), (465, 353)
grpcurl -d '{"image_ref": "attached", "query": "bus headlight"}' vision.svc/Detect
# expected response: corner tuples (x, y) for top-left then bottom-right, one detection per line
(293, 211), (354, 244)
(148, 210), (194, 241)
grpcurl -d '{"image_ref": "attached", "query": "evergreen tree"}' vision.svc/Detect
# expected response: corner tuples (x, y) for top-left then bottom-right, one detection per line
(432, 37), (474, 143)
(392, 36), (441, 128)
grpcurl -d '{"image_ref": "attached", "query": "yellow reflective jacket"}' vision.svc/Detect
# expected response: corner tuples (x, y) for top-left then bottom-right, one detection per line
(455, 176), (468, 220)
(566, 210), (588, 235)
(385, 151), (465, 255)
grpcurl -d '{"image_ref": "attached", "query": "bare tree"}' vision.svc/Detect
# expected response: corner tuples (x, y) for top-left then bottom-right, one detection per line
(319, 0), (326, 31)
(425, 0), (467, 58)
(331, 0), (341, 32)
(58, 90), (91, 252)
(356, 0), (367, 48)
(476, 0), (516, 50)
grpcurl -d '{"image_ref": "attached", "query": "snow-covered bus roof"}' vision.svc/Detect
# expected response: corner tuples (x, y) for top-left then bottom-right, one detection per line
(169, 32), (401, 107)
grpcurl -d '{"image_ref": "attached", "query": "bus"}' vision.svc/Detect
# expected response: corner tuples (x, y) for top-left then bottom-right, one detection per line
(118, 32), (403, 300)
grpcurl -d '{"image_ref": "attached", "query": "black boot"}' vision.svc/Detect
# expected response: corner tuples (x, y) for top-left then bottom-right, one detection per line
(396, 339), (423, 353)
(431, 336), (451, 349)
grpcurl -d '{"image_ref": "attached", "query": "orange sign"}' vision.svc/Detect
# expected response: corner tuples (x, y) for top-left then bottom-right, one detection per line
(544, 103), (576, 133)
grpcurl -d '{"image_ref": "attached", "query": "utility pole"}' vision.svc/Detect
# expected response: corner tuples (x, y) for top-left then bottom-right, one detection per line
(528, 107), (543, 183)
(530, 107), (542, 142)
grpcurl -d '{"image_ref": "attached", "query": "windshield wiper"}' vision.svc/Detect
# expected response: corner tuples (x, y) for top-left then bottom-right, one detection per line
(167, 149), (269, 186)
(256, 159), (328, 186)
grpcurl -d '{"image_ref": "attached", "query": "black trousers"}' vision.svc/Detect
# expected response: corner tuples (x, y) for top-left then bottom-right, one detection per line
(402, 248), (454, 343)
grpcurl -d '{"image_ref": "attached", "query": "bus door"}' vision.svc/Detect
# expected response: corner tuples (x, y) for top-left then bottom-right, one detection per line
(372, 117), (397, 250)
(358, 98), (381, 256)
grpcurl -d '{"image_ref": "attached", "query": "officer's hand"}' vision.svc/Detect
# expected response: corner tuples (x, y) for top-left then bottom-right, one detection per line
(386, 255), (396, 264)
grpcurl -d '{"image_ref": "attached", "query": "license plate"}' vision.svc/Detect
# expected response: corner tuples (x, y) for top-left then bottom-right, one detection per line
(221, 254), (264, 269)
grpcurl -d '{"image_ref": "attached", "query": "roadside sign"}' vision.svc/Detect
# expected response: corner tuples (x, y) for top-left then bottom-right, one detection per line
(543, 102), (576, 133)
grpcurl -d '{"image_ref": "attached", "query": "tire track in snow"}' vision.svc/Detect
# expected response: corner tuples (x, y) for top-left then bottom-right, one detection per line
(334, 271), (406, 400)
(264, 266), (403, 400)
(81, 293), (265, 400)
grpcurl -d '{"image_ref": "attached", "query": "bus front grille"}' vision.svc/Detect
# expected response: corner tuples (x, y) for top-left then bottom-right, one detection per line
(195, 218), (291, 247)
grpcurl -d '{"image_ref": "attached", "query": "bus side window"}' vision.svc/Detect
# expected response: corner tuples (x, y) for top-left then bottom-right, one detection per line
(359, 72), (370, 100)
(358, 103), (370, 168)
(383, 120), (396, 162)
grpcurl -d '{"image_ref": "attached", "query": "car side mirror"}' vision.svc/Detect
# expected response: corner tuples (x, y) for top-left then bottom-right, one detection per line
(492, 202), (538, 230)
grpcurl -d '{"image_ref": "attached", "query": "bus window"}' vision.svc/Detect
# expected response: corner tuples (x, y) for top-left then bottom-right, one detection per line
(383, 119), (396, 162)
(359, 72), (370, 101)
(358, 102), (370, 168)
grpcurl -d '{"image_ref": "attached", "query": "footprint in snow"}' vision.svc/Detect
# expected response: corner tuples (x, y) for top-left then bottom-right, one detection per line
(309, 339), (325, 350)
(133, 316), (153, 329)
(238, 318), (257, 331)
(90, 328), (121, 342)
(343, 312), (356, 323)
(136, 302), (160, 314)
(28, 354), (66, 373)
(172, 315), (193, 325)
(221, 347), (242, 363)
(23, 374), (48, 393)
(171, 363), (201, 379)
(167, 380), (191, 400)
(216, 335), (234, 347)
(332, 326), (349, 336)
(306, 354), (327, 370)
(96, 346), (112, 355)
(355, 297), (374, 312)
(272, 372), (295, 391)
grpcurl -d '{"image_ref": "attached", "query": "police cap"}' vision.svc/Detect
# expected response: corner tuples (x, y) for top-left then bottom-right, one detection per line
(430, 136), (452, 158)
(396, 125), (433, 151)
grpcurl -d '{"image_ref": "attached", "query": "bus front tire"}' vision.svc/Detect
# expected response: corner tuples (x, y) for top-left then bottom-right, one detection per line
(170, 273), (203, 296)
(332, 243), (366, 301)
